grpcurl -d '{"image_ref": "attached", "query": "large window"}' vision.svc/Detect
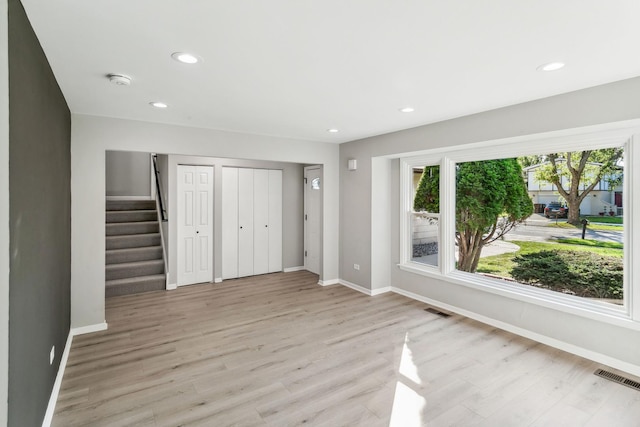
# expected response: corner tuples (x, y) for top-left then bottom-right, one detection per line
(400, 129), (634, 320)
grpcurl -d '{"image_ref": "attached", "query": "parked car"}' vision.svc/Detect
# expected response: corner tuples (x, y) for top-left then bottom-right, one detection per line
(544, 202), (568, 218)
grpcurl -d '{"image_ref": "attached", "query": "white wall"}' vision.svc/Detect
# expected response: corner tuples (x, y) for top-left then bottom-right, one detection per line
(166, 155), (304, 285)
(71, 114), (339, 329)
(0, 0), (9, 422)
(340, 76), (640, 375)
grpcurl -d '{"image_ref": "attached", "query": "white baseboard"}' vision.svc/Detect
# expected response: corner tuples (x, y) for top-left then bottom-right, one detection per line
(41, 331), (72, 427)
(214, 278), (222, 283)
(284, 266), (306, 273)
(70, 322), (107, 336)
(371, 286), (392, 296)
(338, 279), (374, 295)
(390, 287), (640, 378)
(318, 278), (339, 286)
(166, 282), (177, 290)
(106, 196), (152, 200)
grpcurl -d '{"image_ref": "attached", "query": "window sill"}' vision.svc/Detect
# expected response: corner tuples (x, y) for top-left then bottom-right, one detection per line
(397, 262), (640, 331)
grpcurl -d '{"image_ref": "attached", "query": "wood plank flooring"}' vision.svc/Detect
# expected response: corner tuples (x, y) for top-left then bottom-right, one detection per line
(52, 271), (640, 426)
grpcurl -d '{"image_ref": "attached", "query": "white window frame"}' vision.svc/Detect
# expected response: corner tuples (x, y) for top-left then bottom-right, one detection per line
(400, 126), (639, 327)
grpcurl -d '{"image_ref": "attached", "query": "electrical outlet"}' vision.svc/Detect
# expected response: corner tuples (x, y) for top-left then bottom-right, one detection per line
(353, 264), (360, 270)
(50, 346), (55, 365)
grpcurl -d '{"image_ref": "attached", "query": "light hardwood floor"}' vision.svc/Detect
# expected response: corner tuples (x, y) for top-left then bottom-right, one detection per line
(53, 271), (640, 426)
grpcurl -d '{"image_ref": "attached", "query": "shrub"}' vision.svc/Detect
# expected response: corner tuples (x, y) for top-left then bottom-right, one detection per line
(511, 250), (623, 299)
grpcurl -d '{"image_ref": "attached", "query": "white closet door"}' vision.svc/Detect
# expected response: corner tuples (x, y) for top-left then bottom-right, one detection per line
(178, 165), (213, 286)
(238, 168), (254, 277)
(268, 169), (283, 273)
(222, 168), (239, 279)
(195, 167), (213, 283)
(253, 169), (269, 275)
(178, 166), (197, 285)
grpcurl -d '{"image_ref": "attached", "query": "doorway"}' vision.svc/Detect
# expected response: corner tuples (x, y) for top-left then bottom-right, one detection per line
(304, 166), (321, 275)
(177, 165), (214, 286)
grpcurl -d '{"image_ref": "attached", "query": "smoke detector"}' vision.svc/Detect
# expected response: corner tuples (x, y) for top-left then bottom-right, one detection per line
(107, 73), (132, 86)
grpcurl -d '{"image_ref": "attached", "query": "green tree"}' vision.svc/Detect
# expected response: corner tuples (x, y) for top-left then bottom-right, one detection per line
(534, 149), (623, 225)
(414, 159), (532, 272)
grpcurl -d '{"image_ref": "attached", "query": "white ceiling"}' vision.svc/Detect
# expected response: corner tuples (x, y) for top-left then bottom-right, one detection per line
(20, 0), (640, 144)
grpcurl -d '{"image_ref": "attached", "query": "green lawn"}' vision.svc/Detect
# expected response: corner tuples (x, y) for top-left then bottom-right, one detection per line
(581, 215), (622, 224)
(546, 222), (623, 232)
(476, 239), (623, 278)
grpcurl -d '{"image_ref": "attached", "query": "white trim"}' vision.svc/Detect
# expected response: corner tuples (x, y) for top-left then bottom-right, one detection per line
(284, 266), (306, 272)
(70, 322), (107, 336)
(391, 287), (640, 378)
(167, 282), (177, 290)
(41, 332), (72, 427)
(105, 196), (153, 201)
(337, 279), (391, 296)
(318, 278), (339, 286)
(214, 278), (222, 283)
(371, 286), (392, 296)
(338, 279), (370, 294)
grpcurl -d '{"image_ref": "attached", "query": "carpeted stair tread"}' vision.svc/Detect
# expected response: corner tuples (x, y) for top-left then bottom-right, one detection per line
(106, 200), (156, 211)
(106, 246), (163, 265)
(106, 274), (166, 297)
(105, 199), (166, 297)
(107, 210), (158, 224)
(106, 233), (161, 250)
(106, 221), (159, 236)
(106, 259), (164, 281)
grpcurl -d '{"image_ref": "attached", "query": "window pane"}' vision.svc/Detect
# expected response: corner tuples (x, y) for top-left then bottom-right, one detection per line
(412, 166), (440, 266)
(455, 149), (624, 307)
(412, 213), (438, 266)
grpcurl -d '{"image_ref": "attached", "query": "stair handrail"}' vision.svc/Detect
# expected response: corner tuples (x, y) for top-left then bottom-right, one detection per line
(152, 154), (169, 286)
(152, 154), (167, 221)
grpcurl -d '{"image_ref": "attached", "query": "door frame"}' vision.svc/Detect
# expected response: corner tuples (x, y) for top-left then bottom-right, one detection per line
(304, 165), (322, 275)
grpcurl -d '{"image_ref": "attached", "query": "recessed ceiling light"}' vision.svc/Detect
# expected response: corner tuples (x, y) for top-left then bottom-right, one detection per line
(149, 102), (168, 109)
(537, 62), (565, 72)
(171, 52), (199, 64)
(399, 107), (415, 113)
(327, 128), (339, 133)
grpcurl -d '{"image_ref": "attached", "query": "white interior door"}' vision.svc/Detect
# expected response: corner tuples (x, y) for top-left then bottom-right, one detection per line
(238, 168), (254, 277)
(304, 166), (321, 275)
(222, 167), (238, 279)
(178, 165), (213, 286)
(268, 169), (283, 273)
(253, 169), (269, 275)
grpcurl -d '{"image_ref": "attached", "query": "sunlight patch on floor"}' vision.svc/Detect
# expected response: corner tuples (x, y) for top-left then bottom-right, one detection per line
(390, 332), (426, 426)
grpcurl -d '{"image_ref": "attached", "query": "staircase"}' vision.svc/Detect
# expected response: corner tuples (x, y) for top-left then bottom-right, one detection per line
(105, 200), (166, 297)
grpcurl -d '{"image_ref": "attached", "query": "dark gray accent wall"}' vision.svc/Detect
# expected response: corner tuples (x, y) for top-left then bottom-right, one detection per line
(8, 0), (71, 425)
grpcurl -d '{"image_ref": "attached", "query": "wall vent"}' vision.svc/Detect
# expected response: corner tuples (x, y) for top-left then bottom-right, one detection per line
(594, 369), (640, 392)
(424, 307), (451, 318)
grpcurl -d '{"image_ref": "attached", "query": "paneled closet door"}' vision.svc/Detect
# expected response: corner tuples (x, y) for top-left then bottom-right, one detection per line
(177, 165), (213, 286)
(221, 167), (238, 280)
(253, 169), (270, 275)
(237, 168), (254, 277)
(268, 169), (283, 273)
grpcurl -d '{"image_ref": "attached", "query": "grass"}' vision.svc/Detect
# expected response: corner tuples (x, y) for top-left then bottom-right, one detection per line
(582, 215), (622, 224)
(554, 238), (623, 250)
(476, 239), (623, 277)
(546, 222), (623, 232)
